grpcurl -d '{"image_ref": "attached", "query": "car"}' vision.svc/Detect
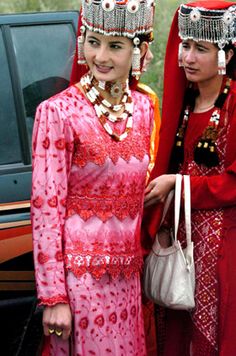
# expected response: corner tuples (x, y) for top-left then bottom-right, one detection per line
(0, 11), (78, 355)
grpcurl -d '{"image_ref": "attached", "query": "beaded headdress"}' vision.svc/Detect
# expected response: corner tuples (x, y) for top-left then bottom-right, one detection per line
(178, 3), (236, 48)
(81, 0), (155, 39)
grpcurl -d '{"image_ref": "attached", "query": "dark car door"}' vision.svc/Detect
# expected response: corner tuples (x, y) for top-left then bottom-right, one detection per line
(0, 11), (78, 355)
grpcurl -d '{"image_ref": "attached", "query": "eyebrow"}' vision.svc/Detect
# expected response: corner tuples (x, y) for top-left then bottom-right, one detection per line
(87, 35), (125, 45)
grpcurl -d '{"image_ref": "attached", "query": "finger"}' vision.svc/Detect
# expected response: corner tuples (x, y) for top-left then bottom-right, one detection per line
(144, 197), (159, 207)
(145, 181), (155, 193)
(62, 328), (71, 341)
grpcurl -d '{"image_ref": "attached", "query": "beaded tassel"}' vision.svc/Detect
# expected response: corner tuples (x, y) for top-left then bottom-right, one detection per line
(131, 37), (141, 79)
(218, 48), (226, 75)
(77, 26), (86, 65)
(178, 42), (183, 67)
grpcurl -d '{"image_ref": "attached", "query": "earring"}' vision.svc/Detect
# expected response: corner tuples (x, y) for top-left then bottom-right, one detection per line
(218, 45), (226, 75)
(77, 26), (86, 65)
(131, 37), (141, 79)
(178, 42), (183, 67)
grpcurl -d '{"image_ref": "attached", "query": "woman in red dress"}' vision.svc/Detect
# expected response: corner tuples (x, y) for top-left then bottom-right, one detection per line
(144, 2), (236, 355)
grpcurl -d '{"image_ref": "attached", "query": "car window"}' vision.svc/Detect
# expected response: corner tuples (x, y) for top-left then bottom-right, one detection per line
(11, 23), (75, 149)
(0, 29), (22, 165)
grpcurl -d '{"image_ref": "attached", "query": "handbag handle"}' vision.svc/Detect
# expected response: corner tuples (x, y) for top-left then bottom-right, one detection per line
(184, 175), (191, 247)
(174, 174), (191, 246)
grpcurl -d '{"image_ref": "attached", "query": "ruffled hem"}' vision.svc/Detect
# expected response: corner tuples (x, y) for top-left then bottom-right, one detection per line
(39, 294), (69, 306)
(65, 254), (143, 280)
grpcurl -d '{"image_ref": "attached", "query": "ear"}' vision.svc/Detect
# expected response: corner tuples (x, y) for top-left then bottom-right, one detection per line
(226, 48), (234, 65)
(140, 41), (149, 59)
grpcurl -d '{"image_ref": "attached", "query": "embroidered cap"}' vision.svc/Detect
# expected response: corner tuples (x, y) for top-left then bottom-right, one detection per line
(178, 2), (236, 48)
(81, 0), (155, 39)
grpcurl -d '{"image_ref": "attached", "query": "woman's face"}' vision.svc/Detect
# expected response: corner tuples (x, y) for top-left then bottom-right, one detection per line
(182, 39), (219, 83)
(83, 30), (134, 83)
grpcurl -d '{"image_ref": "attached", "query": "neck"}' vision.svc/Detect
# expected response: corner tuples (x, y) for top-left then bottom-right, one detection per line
(197, 76), (223, 104)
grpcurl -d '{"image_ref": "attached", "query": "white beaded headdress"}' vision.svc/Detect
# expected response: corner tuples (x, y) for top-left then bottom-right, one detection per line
(81, 0), (155, 39)
(178, 4), (236, 48)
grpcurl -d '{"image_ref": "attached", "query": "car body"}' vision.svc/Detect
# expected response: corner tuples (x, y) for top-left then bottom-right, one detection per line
(0, 11), (78, 355)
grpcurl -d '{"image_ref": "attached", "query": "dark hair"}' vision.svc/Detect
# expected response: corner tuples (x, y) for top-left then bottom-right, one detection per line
(224, 43), (236, 80)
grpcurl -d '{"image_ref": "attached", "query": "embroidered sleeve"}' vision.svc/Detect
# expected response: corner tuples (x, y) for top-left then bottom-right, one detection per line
(31, 99), (74, 306)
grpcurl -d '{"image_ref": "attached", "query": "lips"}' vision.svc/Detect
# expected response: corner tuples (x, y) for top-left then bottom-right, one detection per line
(95, 64), (112, 73)
(184, 66), (198, 74)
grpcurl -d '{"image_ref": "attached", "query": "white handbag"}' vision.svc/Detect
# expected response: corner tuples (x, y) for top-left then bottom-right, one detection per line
(143, 174), (195, 310)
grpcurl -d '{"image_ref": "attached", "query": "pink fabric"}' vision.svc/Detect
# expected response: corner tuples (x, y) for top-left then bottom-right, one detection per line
(31, 85), (153, 305)
(47, 272), (146, 355)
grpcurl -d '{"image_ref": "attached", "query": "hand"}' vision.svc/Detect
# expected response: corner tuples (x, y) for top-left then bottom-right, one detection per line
(43, 303), (72, 341)
(144, 174), (176, 207)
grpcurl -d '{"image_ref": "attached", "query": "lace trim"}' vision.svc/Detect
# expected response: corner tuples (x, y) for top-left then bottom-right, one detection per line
(73, 131), (150, 167)
(65, 253), (143, 280)
(66, 173), (146, 222)
(38, 294), (69, 306)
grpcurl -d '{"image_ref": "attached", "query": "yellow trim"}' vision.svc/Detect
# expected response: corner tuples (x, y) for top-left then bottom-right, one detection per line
(0, 220), (31, 230)
(0, 201), (30, 211)
(137, 83), (161, 181)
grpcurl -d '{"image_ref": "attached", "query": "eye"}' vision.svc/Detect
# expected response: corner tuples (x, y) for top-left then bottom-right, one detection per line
(182, 42), (190, 49)
(110, 43), (122, 49)
(87, 39), (99, 47)
(196, 45), (207, 52)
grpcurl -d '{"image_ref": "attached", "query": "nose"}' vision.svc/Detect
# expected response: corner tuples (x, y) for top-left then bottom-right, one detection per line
(184, 48), (196, 64)
(95, 45), (109, 63)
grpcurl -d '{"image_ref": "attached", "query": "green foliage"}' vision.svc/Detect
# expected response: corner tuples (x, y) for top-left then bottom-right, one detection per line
(142, 0), (183, 101)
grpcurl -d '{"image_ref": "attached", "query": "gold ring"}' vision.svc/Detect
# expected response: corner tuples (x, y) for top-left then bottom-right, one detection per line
(55, 329), (63, 337)
(48, 328), (55, 334)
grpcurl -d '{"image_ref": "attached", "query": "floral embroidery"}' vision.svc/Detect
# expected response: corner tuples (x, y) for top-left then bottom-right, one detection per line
(65, 253), (143, 281)
(109, 312), (117, 324)
(55, 251), (64, 261)
(48, 196), (58, 208)
(37, 252), (49, 264)
(94, 315), (105, 327)
(32, 196), (44, 209)
(73, 133), (150, 167)
(55, 138), (66, 150)
(120, 309), (128, 321)
(66, 172), (146, 222)
(42, 136), (50, 149)
(79, 317), (89, 329)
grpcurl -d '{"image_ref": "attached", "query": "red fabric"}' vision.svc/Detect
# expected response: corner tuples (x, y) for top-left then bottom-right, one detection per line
(188, 1), (235, 9)
(146, 0), (236, 238)
(144, 1), (236, 354)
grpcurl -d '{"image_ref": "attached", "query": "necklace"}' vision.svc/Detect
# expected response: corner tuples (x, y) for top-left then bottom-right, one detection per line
(80, 74), (133, 141)
(173, 77), (232, 167)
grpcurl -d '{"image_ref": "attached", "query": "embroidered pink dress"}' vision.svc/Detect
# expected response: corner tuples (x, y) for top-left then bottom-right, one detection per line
(31, 85), (154, 355)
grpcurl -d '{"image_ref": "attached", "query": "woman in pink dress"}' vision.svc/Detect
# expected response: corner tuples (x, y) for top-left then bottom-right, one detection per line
(144, 1), (236, 355)
(31, 0), (158, 355)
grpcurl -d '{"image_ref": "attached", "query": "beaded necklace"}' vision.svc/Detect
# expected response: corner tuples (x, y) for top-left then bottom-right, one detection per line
(80, 74), (133, 141)
(173, 77), (232, 167)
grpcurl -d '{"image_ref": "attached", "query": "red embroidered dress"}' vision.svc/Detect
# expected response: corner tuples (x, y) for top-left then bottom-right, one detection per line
(31, 85), (153, 306)
(154, 82), (236, 356)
